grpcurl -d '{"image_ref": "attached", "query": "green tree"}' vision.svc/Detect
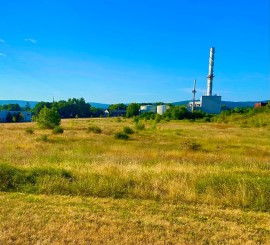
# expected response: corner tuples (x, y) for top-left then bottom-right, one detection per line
(24, 102), (31, 111)
(33, 102), (52, 116)
(163, 106), (189, 120)
(37, 106), (61, 129)
(90, 107), (104, 117)
(1, 103), (21, 111)
(108, 103), (127, 111)
(6, 112), (13, 122)
(126, 103), (140, 118)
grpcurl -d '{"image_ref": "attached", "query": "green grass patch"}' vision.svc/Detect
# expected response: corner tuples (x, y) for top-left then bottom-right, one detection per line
(87, 125), (102, 134)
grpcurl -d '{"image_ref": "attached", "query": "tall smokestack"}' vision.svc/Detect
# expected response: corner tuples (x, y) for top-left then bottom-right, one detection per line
(207, 47), (215, 96)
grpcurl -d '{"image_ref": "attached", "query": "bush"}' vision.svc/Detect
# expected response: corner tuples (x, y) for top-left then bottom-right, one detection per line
(181, 140), (202, 151)
(135, 122), (145, 130)
(123, 126), (134, 134)
(88, 125), (102, 134)
(132, 116), (139, 123)
(36, 134), (49, 142)
(37, 106), (61, 129)
(25, 127), (34, 134)
(52, 126), (64, 134)
(0, 163), (73, 193)
(114, 132), (129, 140)
(155, 114), (162, 123)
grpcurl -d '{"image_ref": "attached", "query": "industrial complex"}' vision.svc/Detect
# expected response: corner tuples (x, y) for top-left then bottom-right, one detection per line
(188, 47), (221, 114)
(141, 47), (222, 115)
(0, 47), (222, 121)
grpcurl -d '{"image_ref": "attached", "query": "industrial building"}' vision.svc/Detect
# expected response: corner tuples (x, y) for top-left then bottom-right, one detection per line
(140, 104), (170, 115)
(254, 102), (268, 108)
(0, 110), (32, 122)
(189, 47), (222, 114)
(140, 105), (157, 114)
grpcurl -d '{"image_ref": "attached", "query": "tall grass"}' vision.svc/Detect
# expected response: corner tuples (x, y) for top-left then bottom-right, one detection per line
(1, 162), (269, 211)
(0, 118), (269, 211)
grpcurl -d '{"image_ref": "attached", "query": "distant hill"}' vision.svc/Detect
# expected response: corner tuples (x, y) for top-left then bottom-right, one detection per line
(0, 99), (268, 110)
(172, 100), (269, 108)
(0, 100), (110, 109)
(89, 102), (109, 109)
(0, 100), (38, 108)
(172, 100), (191, 106)
(221, 101), (256, 108)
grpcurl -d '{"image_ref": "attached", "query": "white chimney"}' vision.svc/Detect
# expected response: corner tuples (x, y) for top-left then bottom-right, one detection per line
(207, 47), (215, 96)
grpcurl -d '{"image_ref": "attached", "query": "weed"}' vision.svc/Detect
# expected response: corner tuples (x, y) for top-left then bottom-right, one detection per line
(181, 140), (202, 151)
(36, 134), (49, 142)
(88, 125), (102, 134)
(0, 163), (73, 193)
(123, 126), (134, 134)
(135, 122), (145, 130)
(114, 132), (129, 140)
(25, 127), (34, 134)
(52, 126), (64, 134)
(116, 117), (122, 122)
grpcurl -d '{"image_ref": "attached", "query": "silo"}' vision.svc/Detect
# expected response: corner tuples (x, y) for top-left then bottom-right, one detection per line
(140, 105), (157, 113)
(157, 105), (169, 115)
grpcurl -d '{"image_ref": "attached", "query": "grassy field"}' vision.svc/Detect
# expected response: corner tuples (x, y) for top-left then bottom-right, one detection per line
(0, 118), (270, 244)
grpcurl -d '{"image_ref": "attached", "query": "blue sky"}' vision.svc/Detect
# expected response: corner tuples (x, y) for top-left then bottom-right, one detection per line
(0, 0), (269, 103)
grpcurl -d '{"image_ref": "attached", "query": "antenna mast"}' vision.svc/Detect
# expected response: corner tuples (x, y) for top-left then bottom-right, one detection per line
(192, 79), (197, 112)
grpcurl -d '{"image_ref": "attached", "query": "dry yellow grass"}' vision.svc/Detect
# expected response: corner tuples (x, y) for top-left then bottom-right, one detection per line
(0, 192), (269, 245)
(0, 118), (270, 244)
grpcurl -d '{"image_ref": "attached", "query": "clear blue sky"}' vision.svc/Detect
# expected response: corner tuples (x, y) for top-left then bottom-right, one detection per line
(0, 0), (269, 104)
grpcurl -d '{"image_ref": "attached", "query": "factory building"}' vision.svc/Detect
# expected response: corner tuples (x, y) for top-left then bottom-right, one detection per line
(140, 104), (169, 115)
(140, 105), (157, 114)
(157, 105), (170, 115)
(0, 110), (32, 122)
(189, 47), (222, 114)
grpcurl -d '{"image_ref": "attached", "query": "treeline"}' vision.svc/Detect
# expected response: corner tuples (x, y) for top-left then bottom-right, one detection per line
(32, 98), (104, 118)
(138, 101), (270, 124)
(2, 98), (269, 123)
(0, 102), (32, 112)
(211, 101), (270, 126)
(32, 100), (142, 119)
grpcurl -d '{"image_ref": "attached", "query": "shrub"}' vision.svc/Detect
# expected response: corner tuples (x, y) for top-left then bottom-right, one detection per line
(123, 126), (134, 134)
(135, 122), (145, 130)
(132, 116), (139, 123)
(36, 134), (49, 142)
(0, 163), (73, 193)
(155, 114), (162, 123)
(37, 106), (61, 129)
(116, 117), (122, 122)
(25, 127), (34, 134)
(114, 132), (129, 140)
(52, 126), (64, 134)
(181, 140), (202, 151)
(88, 125), (102, 134)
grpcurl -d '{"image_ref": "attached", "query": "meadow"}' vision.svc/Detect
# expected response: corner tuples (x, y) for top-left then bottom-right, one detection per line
(0, 117), (269, 244)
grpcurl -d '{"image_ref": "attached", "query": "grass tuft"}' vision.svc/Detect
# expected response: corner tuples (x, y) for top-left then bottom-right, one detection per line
(114, 132), (129, 140)
(88, 125), (102, 134)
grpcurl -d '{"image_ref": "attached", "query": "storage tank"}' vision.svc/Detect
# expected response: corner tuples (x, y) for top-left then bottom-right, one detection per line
(157, 105), (169, 115)
(140, 105), (157, 113)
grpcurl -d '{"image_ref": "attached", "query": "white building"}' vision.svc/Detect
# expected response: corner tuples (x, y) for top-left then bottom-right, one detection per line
(200, 95), (221, 114)
(188, 95), (221, 114)
(140, 105), (157, 114)
(157, 105), (170, 115)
